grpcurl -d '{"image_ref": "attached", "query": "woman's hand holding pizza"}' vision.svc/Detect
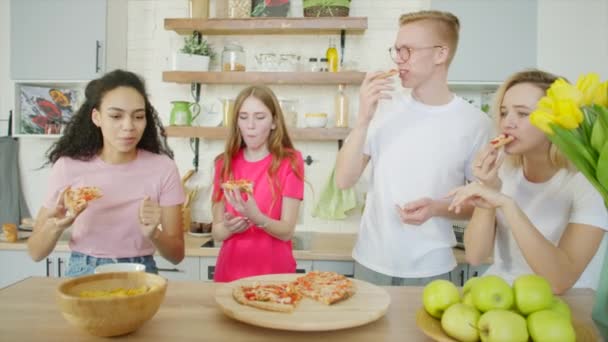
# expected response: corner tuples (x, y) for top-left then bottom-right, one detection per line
(447, 182), (512, 214)
(223, 189), (264, 227)
(139, 196), (162, 239)
(472, 143), (504, 190)
(45, 187), (86, 231)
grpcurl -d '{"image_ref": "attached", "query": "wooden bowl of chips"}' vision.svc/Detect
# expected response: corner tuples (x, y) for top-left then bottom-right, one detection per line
(56, 272), (167, 337)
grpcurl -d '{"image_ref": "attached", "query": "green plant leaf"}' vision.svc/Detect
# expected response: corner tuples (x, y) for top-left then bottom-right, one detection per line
(597, 141), (608, 191)
(303, 0), (351, 9)
(591, 106), (608, 152)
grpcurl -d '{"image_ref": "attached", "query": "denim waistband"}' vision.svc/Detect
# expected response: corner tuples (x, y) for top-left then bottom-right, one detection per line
(66, 251), (158, 277)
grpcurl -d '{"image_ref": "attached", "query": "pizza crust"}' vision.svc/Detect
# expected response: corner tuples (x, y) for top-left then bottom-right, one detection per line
(232, 286), (296, 313)
(376, 69), (399, 79)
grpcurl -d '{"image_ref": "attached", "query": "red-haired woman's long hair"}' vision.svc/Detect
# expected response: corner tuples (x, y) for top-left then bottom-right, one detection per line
(213, 85), (304, 208)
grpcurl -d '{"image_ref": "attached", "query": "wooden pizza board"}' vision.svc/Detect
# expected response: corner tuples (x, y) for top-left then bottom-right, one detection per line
(215, 273), (391, 331)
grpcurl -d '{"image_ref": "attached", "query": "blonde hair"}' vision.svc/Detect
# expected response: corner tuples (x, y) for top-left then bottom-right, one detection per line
(399, 10), (460, 64)
(213, 85), (303, 207)
(491, 69), (572, 170)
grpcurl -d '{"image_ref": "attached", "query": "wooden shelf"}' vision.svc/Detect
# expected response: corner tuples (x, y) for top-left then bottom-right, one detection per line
(165, 126), (350, 141)
(165, 17), (367, 35)
(163, 71), (365, 85)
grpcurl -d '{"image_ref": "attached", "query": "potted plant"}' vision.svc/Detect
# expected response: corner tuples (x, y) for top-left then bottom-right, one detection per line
(251, 0), (290, 17)
(171, 35), (214, 71)
(303, 0), (351, 17)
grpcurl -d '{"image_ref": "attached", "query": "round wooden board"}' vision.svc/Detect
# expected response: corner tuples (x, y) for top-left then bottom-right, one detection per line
(215, 273), (391, 331)
(415, 307), (599, 342)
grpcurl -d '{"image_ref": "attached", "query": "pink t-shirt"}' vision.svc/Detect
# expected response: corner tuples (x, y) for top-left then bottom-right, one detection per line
(212, 149), (304, 282)
(43, 149), (184, 258)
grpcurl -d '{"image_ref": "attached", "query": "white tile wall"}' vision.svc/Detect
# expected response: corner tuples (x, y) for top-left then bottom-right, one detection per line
(126, 0), (431, 232)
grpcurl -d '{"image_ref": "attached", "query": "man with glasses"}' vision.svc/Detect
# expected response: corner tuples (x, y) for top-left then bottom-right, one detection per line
(336, 10), (492, 286)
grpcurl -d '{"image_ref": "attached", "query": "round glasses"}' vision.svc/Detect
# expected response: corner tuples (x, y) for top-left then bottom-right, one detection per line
(388, 45), (444, 62)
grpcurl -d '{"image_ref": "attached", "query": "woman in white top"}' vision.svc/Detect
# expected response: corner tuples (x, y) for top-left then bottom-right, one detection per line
(448, 70), (608, 294)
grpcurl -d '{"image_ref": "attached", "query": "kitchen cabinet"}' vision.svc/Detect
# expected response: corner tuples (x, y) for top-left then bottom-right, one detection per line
(156, 255), (200, 281)
(312, 260), (354, 277)
(467, 263), (489, 279)
(200, 256), (217, 281)
(10, 0), (107, 80)
(0, 250), (70, 288)
(430, 0), (537, 83)
(449, 263), (468, 287)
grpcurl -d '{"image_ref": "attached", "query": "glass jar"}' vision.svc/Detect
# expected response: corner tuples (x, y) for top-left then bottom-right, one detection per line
(228, 0), (250, 18)
(308, 58), (319, 72)
(279, 99), (298, 127)
(222, 42), (246, 72)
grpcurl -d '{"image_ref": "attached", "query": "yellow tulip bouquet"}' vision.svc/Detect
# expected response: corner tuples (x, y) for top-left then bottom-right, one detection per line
(529, 73), (608, 338)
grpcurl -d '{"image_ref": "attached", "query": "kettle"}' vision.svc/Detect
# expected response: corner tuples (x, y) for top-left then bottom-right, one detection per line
(170, 101), (200, 126)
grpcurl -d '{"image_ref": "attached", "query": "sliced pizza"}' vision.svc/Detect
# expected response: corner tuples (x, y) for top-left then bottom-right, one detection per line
(294, 271), (356, 305)
(233, 282), (302, 313)
(376, 69), (399, 79)
(221, 179), (253, 194)
(64, 186), (103, 215)
(490, 133), (514, 149)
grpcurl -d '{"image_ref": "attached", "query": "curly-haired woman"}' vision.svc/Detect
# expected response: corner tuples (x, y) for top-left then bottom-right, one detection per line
(27, 70), (185, 276)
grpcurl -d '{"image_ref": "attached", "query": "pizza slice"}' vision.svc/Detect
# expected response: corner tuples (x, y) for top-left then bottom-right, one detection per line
(233, 282), (302, 313)
(64, 186), (103, 215)
(221, 179), (253, 194)
(376, 69), (399, 79)
(294, 271), (356, 305)
(490, 133), (514, 149)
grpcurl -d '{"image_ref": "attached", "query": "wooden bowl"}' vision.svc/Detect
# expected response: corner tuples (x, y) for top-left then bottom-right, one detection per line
(56, 272), (167, 337)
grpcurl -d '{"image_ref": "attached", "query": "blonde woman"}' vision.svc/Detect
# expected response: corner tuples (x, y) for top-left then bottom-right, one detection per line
(211, 85), (304, 282)
(448, 70), (608, 293)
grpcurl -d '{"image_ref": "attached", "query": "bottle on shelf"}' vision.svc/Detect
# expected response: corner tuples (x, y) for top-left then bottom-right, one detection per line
(334, 84), (349, 128)
(326, 38), (339, 73)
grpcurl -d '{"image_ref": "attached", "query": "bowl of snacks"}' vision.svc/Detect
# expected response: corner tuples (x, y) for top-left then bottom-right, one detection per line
(304, 113), (328, 128)
(56, 272), (167, 337)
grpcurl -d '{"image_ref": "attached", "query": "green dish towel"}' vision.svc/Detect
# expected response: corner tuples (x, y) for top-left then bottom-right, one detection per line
(312, 167), (356, 219)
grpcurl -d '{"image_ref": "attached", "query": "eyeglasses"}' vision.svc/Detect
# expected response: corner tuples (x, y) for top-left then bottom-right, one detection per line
(388, 45), (444, 62)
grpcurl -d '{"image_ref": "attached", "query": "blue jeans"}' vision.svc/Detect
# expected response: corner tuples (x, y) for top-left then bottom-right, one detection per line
(65, 251), (158, 277)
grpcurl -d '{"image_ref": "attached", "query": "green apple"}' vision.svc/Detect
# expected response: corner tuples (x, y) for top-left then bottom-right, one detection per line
(527, 309), (576, 342)
(441, 303), (481, 342)
(471, 275), (514, 312)
(478, 310), (528, 342)
(513, 274), (554, 315)
(462, 292), (475, 307)
(548, 297), (572, 322)
(463, 276), (481, 295)
(423, 279), (460, 318)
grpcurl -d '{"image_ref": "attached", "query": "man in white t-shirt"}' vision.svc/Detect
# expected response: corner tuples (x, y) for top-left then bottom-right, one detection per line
(335, 10), (492, 285)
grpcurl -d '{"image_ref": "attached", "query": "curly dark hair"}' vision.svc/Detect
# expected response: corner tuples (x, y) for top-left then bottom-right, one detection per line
(46, 69), (173, 164)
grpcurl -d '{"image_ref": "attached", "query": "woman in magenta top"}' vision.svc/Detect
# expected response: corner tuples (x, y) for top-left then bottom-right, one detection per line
(212, 85), (304, 282)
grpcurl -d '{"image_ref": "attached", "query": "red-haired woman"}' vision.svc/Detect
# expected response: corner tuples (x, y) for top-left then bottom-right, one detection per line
(211, 85), (304, 282)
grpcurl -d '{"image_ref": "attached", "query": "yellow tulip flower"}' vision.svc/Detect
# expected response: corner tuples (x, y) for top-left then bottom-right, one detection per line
(593, 81), (608, 107)
(530, 109), (556, 135)
(576, 73), (601, 106)
(547, 78), (583, 106)
(554, 100), (583, 129)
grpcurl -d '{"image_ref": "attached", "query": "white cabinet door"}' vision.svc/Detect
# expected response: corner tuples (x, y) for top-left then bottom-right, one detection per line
(296, 260), (313, 274)
(156, 256), (200, 281)
(49, 251), (71, 278)
(311, 260), (354, 277)
(431, 0), (537, 83)
(200, 257), (217, 281)
(10, 0), (107, 80)
(449, 263), (469, 287)
(0, 250), (46, 288)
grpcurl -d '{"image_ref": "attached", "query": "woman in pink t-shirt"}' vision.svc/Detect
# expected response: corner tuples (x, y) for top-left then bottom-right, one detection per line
(211, 85), (304, 282)
(28, 70), (185, 276)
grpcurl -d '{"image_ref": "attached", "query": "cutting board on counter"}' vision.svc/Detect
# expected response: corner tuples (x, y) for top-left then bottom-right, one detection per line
(215, 273), (391, 331)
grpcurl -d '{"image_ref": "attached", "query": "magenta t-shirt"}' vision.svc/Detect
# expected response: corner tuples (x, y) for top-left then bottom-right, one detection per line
(212, 149), (304, 282)
(43, 150), (185, 258)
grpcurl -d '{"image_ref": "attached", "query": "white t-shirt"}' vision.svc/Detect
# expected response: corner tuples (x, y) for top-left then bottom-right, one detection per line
(486, 165), (608, 289)
(353, 93), (493, 278)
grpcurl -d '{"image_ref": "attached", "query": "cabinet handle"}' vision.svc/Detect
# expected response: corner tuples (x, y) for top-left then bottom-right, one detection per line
(473, 271), (479, 277)
(57, 258), (63, 277)
(46, 258), (52, 277)
(95, 40), (102, 73)
(460, 269), (465, 286)
(157, 268), (183, 273)
(208, 266), (215, 280)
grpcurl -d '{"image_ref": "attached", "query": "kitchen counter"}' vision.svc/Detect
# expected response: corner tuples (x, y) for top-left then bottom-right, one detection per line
(0, 277), (598, 341)
(0, 232), (489, 264)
